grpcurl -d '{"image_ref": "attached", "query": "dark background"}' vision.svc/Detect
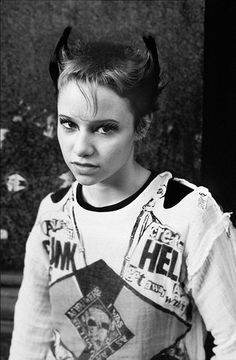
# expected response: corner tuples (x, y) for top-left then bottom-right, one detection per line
(202, 0), (236, 225)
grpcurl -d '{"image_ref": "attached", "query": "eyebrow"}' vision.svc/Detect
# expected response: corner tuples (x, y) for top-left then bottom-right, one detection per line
(58, 114), (119, 124)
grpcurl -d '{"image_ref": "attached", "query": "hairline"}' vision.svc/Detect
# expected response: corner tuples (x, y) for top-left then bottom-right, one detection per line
(57, 77), (138, 125)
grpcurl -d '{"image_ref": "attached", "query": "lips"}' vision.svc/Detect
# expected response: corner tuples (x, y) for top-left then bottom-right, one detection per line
(71, 161), (98, 168)
(71, 162), (99, 175)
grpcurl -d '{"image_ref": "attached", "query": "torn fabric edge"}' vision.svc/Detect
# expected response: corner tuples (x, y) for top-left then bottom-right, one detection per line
(186, 211), (235, 284)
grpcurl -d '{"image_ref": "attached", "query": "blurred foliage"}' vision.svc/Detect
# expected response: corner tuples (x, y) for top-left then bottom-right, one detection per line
(1, 0), (204, 270)
(0, 102), (68, 269)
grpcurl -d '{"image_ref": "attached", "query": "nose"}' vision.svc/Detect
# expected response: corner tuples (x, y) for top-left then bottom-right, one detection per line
(73, 130), (95, 158)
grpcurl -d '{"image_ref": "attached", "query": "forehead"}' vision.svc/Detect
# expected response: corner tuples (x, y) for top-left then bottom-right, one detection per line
(57, 80), (133, 122)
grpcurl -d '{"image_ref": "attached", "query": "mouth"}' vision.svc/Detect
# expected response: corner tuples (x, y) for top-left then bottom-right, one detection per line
(71, 162), (99, 174)
(71, 161), (98, 168)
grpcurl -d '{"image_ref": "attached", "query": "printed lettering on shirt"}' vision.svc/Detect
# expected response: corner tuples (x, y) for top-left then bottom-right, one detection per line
(65, 286), (134, 359)
(43, 238), (77, 270)
(123, 199), (190, 320)
(41, 218), (74, 240)
(41, 215), (80, 285)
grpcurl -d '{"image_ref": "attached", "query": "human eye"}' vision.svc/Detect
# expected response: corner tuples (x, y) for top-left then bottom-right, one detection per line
(58, 117), (77, 131)
(95, 122), (119, 135)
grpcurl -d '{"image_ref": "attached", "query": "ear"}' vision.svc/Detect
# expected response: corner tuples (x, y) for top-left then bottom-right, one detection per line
(135, 113), (153, 140)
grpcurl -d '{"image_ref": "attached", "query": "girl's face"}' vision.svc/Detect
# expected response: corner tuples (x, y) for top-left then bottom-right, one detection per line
(57, 81), (136, 187)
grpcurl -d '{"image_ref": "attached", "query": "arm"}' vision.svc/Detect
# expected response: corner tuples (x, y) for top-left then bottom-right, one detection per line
(9, 200), (53, 360)
(186, 190), (236, 359)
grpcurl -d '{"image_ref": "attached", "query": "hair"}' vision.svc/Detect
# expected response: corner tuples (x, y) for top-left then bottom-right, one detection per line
(49, 27), (165, 132)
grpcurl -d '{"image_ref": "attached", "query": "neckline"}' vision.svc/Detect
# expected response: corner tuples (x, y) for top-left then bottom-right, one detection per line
(76, 171), (158, 212)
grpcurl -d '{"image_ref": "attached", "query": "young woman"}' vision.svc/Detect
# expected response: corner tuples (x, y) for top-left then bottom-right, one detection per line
(9, 27), (236, 360)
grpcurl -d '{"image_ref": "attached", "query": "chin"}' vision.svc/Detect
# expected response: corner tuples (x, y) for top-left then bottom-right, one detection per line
(74, 174), (99, 186)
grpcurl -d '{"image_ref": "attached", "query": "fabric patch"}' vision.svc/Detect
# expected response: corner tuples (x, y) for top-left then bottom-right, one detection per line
(49, 260), (191, 358)
(121, 202), (190, 322)
(51, 329), (76, 359)
(151, 338), (190, 359)
(65, 286), (134, 359)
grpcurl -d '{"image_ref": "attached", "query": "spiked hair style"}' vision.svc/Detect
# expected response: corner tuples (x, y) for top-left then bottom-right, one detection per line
(49, 27), (165, 131)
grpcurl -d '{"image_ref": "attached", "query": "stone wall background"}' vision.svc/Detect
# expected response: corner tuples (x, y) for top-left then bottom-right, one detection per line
(1, 0), (204, 270)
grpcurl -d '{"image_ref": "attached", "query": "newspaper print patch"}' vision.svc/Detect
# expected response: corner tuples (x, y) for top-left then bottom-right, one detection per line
(122, 200), (191, 321)
(65, 286), (134, 359)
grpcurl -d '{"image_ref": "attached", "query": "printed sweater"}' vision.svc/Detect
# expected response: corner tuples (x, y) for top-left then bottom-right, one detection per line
(9, 172), (236, 360)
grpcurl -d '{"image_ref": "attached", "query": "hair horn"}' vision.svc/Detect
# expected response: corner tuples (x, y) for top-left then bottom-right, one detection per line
(49, 26), (72, 91)
(142, 35), (160, 79)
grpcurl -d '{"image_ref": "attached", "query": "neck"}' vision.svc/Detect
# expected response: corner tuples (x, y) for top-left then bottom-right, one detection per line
(82, 162), (151, 208)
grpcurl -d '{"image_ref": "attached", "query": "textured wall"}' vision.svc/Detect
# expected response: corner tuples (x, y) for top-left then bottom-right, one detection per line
(1, 0), (204, 270)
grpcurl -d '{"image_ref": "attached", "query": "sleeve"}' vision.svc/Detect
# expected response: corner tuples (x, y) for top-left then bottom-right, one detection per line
(9, 196), (53, 360)
(185, 187), (236, 360)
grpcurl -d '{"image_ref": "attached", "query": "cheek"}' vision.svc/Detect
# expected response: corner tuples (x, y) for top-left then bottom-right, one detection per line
(57, 127), (64, 148)
(102, 137), (134, 163)
(57, 128), (71, 151)
(57, 134), (72, 162)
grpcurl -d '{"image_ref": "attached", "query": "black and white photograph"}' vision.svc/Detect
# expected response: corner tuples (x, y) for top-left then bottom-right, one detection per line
(1, 1), (236, 359)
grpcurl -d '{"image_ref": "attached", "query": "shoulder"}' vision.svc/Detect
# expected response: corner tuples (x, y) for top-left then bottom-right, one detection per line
(25, 185), (74, 258)
(164, 175), (232, 237)
(36, 185), (73, 220)
(165, 176), (221, 215)
(179, 181), (234, 279)
(50, 186), (72, 203)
